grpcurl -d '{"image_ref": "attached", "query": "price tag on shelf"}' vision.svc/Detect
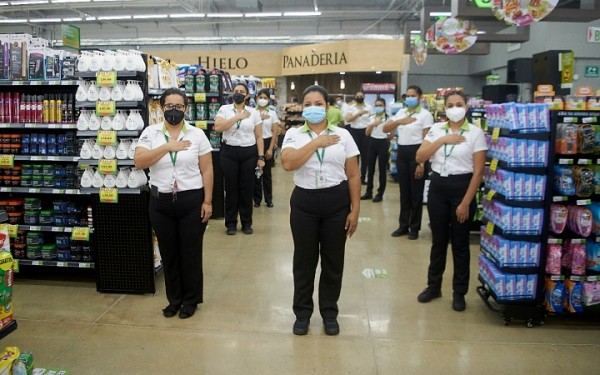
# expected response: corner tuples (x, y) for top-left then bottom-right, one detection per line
(570, 239), (586, 244)
(489, 158), (498, 174)
(0, 187), (10, 192)
(99, 187), (119, 203)
(576, 199), (592, 206)
(548, 238), (563, 244)
(195, 121), (208, 130)
(51, 227), (62, 232)
(491, 127), (500, 142)
(486, 189), (496, 201)
(57, 262), (66, 267)
(558, 159), (574, 165)
(550, 275), (564, 281)
(194, 93), (207, 102)
(98, 159), (118, 175)
(485, 221), (495, 236)
(96, 71), (118, 87)
(28, 188), (40, 193)
(32, 260), (42, 266)
(71, 226), (90, 241)
(24, 123), (36, 128)
(96, 101), (116, 116)
(581, 117), (597, 124)
(7, 224), (18, 238)
(577, 159), (591, 165)
(11, 81), (22, 86)
(552, 196), (568, 202)
(29, 226), (41, 231)
(563, 117), (577, 123)
(96, 130), (118, 146)
(0, 154), (14, 169)
(79, 263), (91, 268)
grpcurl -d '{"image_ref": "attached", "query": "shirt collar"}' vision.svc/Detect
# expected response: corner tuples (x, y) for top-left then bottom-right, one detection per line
(162, 121), (189, 137)
(406, 105), (422, 114)
(441, 119), (469, 131)
(299, 122), (336, 134)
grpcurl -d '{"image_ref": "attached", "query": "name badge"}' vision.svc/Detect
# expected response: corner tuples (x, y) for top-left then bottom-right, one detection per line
(315, 170), (326, 188)
(440, 162), (448, 177)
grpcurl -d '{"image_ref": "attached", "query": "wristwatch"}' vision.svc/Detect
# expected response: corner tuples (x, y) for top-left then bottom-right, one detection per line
(258, 155), (265, 161)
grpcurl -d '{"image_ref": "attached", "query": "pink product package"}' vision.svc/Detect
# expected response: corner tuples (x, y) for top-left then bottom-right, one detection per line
(561, 240), (573, 268)
(545, 243), (562, 275)
(549, 204), (568, 234)
(571, 243), (586, 276)
(583, 281), (600, 306)
(568, 206), (593, 237)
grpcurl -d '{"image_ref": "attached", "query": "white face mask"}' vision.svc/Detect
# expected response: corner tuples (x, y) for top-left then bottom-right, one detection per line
(257, 98), (269, 107)
(445, 106), (466, 122)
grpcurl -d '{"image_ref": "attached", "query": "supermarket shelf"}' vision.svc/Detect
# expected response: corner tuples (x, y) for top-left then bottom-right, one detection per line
(484, 188), (545, 208)
(76, 130), (141, 137)
(486, 157), (547, 175)
(552, 196), (596, 205)
(555, 110), (600, 118)
(489, 127), (550, 140)
(556, 157), (599, 165)
(0, 321), (17, 340)
(481, 218), (542, 242)
(14, 155), (79, 162)
(76, 101), (146, 109)
(78, 159), (135, 166)
(0, 123), (77, 129)
(188, 120), (215, 125)
(0, 80), (78, 86)
(74, 71), (145, 80)
(477, 275), (537, 304)
(17, 224), (94, 233)
(184, 92), (221, 98)
(0, 187), (82, 194)
(80, 187), (144, 194)
(480, 246), (539, 275)
(16, 259), (95, 268)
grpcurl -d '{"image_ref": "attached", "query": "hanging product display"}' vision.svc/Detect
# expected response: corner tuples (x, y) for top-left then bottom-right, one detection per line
(412, 36), (427, 66)
(492, 0), (559, 27)
(426, 17), (478, 55)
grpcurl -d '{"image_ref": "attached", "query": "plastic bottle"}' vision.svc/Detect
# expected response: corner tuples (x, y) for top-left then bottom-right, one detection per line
(20, 94), (27, 123)
(209, 71), (220, 93)
(42, 96), (49, 123)
(61, 94), (68, 123)
(13, 92), (20, 123)
(35, 95), (43, 123)
(195, 72), (206, 93)
(49, 94), (56, 123)
(55, 95), (62, 123)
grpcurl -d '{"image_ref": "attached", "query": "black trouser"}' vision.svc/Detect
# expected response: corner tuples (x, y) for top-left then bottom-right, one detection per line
(396, 144), (425, 233)
(149, 188), (206, 307)
(426, 172), (476, 295)
(348, 127), (368, 182)
(365, 138), (389, 196)
(290, 181), (350, 320)
(254, 137), (274, 205)
(220, 143), (257, 229)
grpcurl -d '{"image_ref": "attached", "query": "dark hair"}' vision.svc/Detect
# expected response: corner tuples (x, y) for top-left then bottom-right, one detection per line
(375, 97), (386, 106)
(328, 97), (337, 106)
(406, 85), (423, 96)
(160, 88), (187, 107)
(256, 88), (271, 99)
(233, 82), (250, 94)
(444, 90), (468, 105)
(301, 85), (328, 103)
(355, 91), (365, 97)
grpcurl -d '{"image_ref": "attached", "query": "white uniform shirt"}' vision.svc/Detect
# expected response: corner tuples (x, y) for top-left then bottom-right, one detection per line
(215, 104), (262, 146)
(282, 123), (360, 189)
(424, 120), (488, 176)
(257, 107), (280, 139)
(137, 122), (213, 193)
(390, 106), (434, 146)
(345, 103), (374, 129)
(368, 114), (390, 140)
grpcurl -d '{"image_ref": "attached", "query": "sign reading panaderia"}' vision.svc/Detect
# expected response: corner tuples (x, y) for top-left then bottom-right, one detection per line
(282, 51), (348, 69)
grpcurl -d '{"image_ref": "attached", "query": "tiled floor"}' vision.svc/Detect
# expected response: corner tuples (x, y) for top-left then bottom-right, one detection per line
(7, 166), (600, 374)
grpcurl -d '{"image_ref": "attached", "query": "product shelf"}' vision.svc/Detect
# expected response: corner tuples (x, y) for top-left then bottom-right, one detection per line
(15, 259), (94, 269)
(486, 157), (547, 175)
(184, 92), (221, 98)
(0, 80), (78, 86)
(0, 123), (78, 129)
(555, 156), (599, 165)
(76, 130), (141, 137)
(481, 218), (543, 242)
(13, 155), (79, 162)
(80, 187), (145, 195)
(0, 187), (82, 195)
(555, 110), (600, 118)
(477, 275), (537, 304)
(78, 159), (135, 166)
(74, 71), (145, 80)
(489, 127), (551, 140)
(76, 101), (146, 109)
(551, 195), (596, 206)
(480, 246), (539, 275)
(484, 188), (545, 208)
(16, 224), (94, 234)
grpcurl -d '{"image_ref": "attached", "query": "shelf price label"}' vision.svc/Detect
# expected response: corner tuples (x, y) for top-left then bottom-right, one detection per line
(71, 226), (90, 241)
(489, 158), (498, 174)
(98, 159), (118, 175)
(99, 187), (119, 203)
(96, 101), (116, 116)
(194, 93), (207, 102)
(491, 127), (500, 142)
(486, 189), (496, 201)
(0, 154), (14, 169)
(485, 221), (495, 236)
(96, 130), (118, 146)
(195, 121), (208, 130)
(96, 71), (118, 88)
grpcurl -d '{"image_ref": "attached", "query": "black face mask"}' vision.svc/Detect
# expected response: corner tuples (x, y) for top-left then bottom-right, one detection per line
(233, 93), (246, 104)
(355, 97), (364, 104)
(164, 109), (185, 126)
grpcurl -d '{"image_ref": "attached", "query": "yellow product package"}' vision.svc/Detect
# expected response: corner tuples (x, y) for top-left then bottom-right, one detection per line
(0, 346), (20, 375)
(0, 224), (14, 330)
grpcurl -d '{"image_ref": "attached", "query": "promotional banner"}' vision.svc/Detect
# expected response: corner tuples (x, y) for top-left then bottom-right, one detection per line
(426, 17), (478, 55)
(492, 0), (559, 27)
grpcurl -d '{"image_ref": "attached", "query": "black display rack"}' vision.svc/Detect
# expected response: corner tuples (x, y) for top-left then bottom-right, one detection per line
(0, 209), (17, 340)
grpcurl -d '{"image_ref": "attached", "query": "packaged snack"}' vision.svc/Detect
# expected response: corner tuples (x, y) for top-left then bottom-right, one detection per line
(545, 243), (562, 275)
(553, 165), (575, 196)
(578, 124), (595, 154)
(572, 166), (594, 198)
(561, 240), (573, 269)
(563, 280), (584, 313)
(555, 123), (578, 155)
(544, 277), (563, 313)
(0, 347), (19, 374)
(549, 204), (568, 234)
(586, 241), (600, 272)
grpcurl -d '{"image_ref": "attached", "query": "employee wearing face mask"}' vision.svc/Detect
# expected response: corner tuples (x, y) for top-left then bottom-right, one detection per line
(135, 88), (213, 319)
(383, 85), (434, 240)
(326, 97), (345, 127)
(214, 83), (264, 235)
(281, 85), (360, 336)
(415, 91), (487, 312)
(253, 88), (280, 208)
(345, 91), (373, 184)
(362, 98), (391, 202)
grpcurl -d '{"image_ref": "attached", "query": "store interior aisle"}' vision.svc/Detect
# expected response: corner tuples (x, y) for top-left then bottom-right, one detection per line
(8, 165), (600, 374)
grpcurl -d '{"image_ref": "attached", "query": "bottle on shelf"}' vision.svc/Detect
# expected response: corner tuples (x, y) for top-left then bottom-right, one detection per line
(55, 95), (62, 123)
(42, 95), (49, 123)
(48, 94), (56, 123)
(13, 93), (20, 123)
(19, 94), (26, 123)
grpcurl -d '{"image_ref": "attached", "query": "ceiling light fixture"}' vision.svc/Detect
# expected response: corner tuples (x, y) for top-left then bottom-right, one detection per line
(10, 0), (49, 5)
(206, 13), (244, 18)
(0, 1), (9, 5)
(244, 12), (282, 17)
(51, 0), (90, 3)
(290, 81), (295, 90)
(84, 16), (96, 21)
(410, 30), (421, 34)
(0, 18), (27, 23)
(477, 31), (486, 35)
(170, 13), (205, 18)
(283, 11), (322, 17)
(375, 71), (382, 74)
(133, 14), (168, 19)
(340, 79), (345, 90)
(29, 17), (62, 22)
(62, 17), (83, 21)
(429, 12), (452, 17)
(97, 15), (132, 20)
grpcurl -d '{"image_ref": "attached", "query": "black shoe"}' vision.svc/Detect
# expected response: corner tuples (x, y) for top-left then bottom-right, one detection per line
(254, 202), (260, 207)
(452, 292), (466, 312)
(266, 202), (274, 208)
(226, 227), (237, 235)
(293, 318), (310, 335)
(408, 232), (419, 240)
(391, 228), (409, 237)
(417, 287), (442, 303)
(360, 193), (373, 200)
(179, 305), (197, 319)
(323, 318), (340, 336)
(162, 304), (179, 318)
(361, 181), (367, 186)
(372, 195), (383, 202)
(242, 226), (253, 234)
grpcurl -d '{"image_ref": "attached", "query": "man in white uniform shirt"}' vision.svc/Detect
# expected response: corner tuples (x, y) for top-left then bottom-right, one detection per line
(345, 91), (374, 184)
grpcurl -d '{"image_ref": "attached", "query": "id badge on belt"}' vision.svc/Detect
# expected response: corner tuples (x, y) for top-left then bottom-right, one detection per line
(171, 170), (178, 201)
(315, 169), (326, 188)
(440, 161), (449, 177)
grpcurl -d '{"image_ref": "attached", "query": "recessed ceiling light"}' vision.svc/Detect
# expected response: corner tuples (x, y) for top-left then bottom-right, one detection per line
(170, 13), (205, 18)
(133, 14), (168, 19)
(0, 18), (27, 23)
(430, 12), (452, 17)
(10, 0), (49, 5)
(206, 13), (244, 18)
(97, 15), (132, 20)
(244, 12), (282, 17)
(283, 11), (322, 17)
(62, 17), (83, 22)
(51, 0), (91, 3)
(29, 18), (62, 22)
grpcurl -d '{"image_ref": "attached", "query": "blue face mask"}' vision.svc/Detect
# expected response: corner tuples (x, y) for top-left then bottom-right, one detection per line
(302, 106), (327, 124)
(374, 106), (385, 114)
(405, 97), (419, 108)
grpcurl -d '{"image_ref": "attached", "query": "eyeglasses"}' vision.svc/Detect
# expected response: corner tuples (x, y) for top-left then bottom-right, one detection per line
(163, 104), (186, 111)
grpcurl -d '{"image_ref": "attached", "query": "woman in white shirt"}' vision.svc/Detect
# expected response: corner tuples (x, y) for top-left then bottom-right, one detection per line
(135, 88), (213, 320)
(214, 83), (265, 235)
(253, 88), (280, 208)
(415, 91), (487, 312)
(281, 85), (360, 337)
(361, 98), (391, 202)
(345, 91), (373, 184)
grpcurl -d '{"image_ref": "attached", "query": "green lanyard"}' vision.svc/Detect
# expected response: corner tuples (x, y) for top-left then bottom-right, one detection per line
(307, 131), (325, 166)
(164, 134), (178, 166)
(443, 128), (465, 161)
(234, 107), (244, 129)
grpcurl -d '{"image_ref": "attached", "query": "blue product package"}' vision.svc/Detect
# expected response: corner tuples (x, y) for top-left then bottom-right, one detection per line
(516, 139), (527, 165)
(524, 174), (535, 198)
(518, 241), (529, 266)
(521, 208), (532, 232)
(514, 173), (524, 195)
(527, 139), (538, 165)
(501, 170), (514, 197)
(500, 203), (512, 231)
(505, 275), (516, 297)
(516, 275), (527, 297)
(545, 279), (563, 313)
(505, 138), (517, 164)
(565, 280), (584, 313)
(497, 237), (509, 265)
(537, 140), (548, 166)
(511, 207), (522, 232)
(526, 274), (538, 299)
(531, 209), (543, 234)
(508, 240), (519, 265)
(537, 103), (550, 131)
(534, 175), (546, 199)
(586, 241), (600, 272)
(505, 102), (517, 130)
(528, 103), (538, 129)
(529, 242), (541, 266)
(515, 104), (528, 130)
